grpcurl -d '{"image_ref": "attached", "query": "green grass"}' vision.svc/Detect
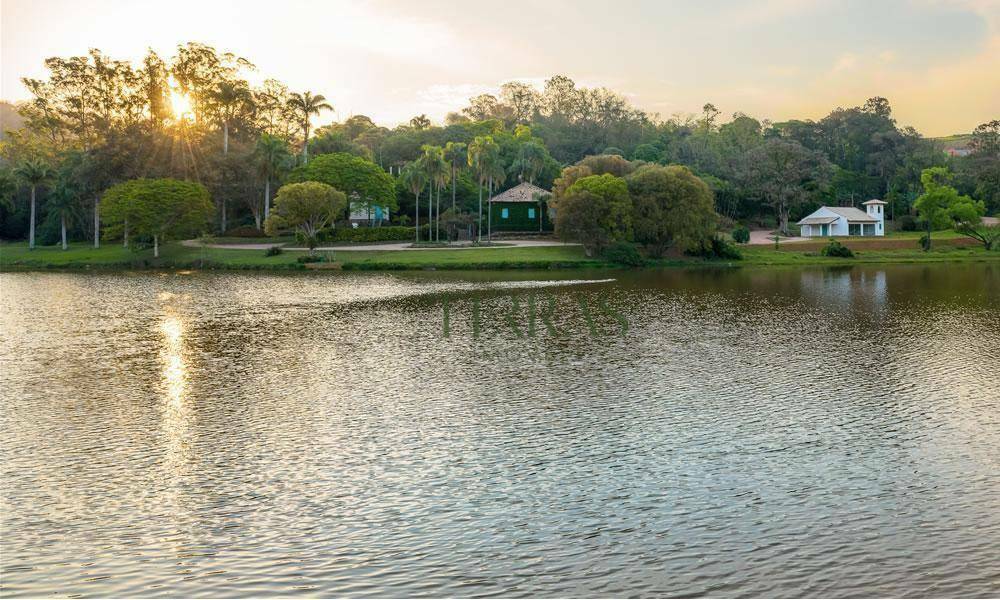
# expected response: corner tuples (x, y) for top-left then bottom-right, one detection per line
(2, 239), (997, 272)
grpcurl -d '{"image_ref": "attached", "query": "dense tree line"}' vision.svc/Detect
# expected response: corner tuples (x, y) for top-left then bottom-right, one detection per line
(0, 42), (996, 250)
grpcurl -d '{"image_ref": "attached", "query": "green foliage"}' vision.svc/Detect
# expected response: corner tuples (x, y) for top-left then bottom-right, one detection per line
(288, 152), (396, 211)
(895, 214), (918, 231)
(101, 178), (213, 249)
(821, 239), (854, 258)
(326, 226), (414, 243)
(602, 241), (645, 267)
(688, 236), (743, 260)
(297, 254), (323, 263)
(555, 174), (632, 256)
(626, 164), (717, 256)
(265, 181), (347, 250)
(225, 225), (265, 237)
(264, 245), (283, 257)
(732, 225), (750, 244)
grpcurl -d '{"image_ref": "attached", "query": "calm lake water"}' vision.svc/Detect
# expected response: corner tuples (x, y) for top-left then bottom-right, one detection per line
(1, 264), (999, 598)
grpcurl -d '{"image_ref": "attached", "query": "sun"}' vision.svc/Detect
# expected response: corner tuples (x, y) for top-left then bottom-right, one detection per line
(170, 90), (194, 121)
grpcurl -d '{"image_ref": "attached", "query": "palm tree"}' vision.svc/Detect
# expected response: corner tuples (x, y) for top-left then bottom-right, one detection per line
(254, 134), (292, 228)
(400, 162), (427, 243)
(210, 81), (253, 155)
(421, 145), (448, 242)
(287, 91), (333, 163)
(444, 142), (467, 212)
(512, 141), (547, 184)
(467, 136), (492, 243)
(48, 178), (80, 250)
(478, 142), (504, 242)
(14, 159), (53, 250)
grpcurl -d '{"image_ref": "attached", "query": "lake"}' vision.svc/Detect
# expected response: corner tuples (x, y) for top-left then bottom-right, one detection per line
(1, 264), (998, 597)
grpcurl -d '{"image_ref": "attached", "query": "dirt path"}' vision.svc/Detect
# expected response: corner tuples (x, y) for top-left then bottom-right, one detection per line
(747, 230), (808, 245)
(181, 239), (578, 252)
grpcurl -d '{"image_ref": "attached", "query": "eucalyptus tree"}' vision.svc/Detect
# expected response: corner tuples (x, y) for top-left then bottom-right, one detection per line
(14, 159), (53, 249)
(421, 145), (449, 241)
(444, 141), (467, 211)
(287, 91), (332, 163)
(400, 161), (427, 242)
(254, 134), (292, 227)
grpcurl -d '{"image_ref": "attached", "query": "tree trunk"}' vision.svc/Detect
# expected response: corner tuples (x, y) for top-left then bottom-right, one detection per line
(487, 177), (493, 242)
(427, 182), (432, 241)
(477, 182), (483, 243)
(451, 163), (457, 210)
(415, 189), (420, 243)
(94, 197), (100, 248)
(223, 121), (229, 155)
(61, 214), (67, 250)
(29, 186), (36, 250)
(221, 198), (227, 233)
(302, 125), (309, 163)
(436, 181), (441, 242)
(264, 179), (271, 223)
(153, 234), (159, 258)
(123, 219), (129, 248)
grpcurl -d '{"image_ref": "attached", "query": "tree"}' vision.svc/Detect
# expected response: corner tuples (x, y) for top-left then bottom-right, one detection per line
(264, 181), (346, 251)
(47, 177), (81, 250)
(510, 140), (547, 184)
(287, 91), (332, 163)
(13, 158), (53, 249)
(254, 134), (292, 227)
(421, 145), (448, 241)
(443, 141), (467, 211)
(915, 167), (992, 249)
(553, 174), (631, 256)
(409, 114), (431, 130)
(626, 164), (717, 256)
(468, 135), (500, 242)
(287, 152), (396, 222)
(967, 120), (1000, 214)
(101, 178), (213, 257)
(209, 81), (253, 155)
(400, 162), (426, 242)
(742, 138), (832, 235)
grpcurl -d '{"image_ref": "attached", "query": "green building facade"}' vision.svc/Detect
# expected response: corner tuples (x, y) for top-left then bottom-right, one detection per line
(488, 182), (554, 232)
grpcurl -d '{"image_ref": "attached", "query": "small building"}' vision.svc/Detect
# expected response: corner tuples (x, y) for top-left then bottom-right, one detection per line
(349, 202), (390, 227)
(488, 182), (553, 232)
(797, 200), (886, 237)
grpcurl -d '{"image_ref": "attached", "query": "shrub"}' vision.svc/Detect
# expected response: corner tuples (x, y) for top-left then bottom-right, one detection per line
(688, 236), (742, 260)
(896, 214), (918, 231)
(297, 254), (323, 263)
(603, 241), (645, 267)
(225, 225), (266, 237)
(732, 226), (750, 244)
(821, 239), (854, 258)
(919, 233), (931, 251)
(264, 245), (283, 257)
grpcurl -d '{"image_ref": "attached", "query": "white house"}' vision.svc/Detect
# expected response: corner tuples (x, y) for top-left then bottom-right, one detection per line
(349, 202), (390, 227)
(797, 200), (886, 237)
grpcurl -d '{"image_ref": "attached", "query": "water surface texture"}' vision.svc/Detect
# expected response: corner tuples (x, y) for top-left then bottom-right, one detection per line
(2, 265), (999, 597)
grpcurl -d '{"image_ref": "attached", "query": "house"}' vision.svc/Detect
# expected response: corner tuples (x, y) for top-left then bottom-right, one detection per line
(349, 201), (390, 227)
(797, 200), (886, 237)
(488, 181), (553, 232)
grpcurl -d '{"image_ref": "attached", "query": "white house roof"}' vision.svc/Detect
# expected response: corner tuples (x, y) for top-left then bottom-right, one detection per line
(489, 182), (550, 203)
(827, 206), (878, 223)
(863, 199), (888, 205)
(798, 216), (839, 225)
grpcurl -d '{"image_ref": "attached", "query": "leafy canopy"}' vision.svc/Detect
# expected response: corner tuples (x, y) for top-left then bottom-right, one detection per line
(101, 178), (212, 242)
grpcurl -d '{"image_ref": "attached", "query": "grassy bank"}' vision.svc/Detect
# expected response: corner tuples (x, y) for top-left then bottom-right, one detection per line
(2, 237), (998, 272)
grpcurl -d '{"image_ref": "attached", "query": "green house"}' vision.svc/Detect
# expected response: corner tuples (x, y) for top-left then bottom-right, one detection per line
(488, 182), (553, 232)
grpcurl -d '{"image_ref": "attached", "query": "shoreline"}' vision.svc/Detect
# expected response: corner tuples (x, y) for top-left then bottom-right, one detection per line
(2, 239), (997, 273)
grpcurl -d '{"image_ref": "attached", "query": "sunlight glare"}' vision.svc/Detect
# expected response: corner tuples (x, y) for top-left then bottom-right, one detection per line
(170, 90), (194, 122)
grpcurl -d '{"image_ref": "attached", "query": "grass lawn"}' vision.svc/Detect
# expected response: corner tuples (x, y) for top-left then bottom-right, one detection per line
(2, 237), (997, 272)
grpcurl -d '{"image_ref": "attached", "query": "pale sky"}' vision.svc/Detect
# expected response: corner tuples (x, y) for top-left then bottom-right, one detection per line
(2, 0), (998, 136)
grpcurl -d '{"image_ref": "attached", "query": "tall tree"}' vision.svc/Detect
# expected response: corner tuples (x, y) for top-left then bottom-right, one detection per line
(443, 141), (467, 211)
(400, 161), (426, 242)
(13, 159), (53, 249)
(287, 91), (332, 163)
(421, 145), (448, 241)
(254, 134), (292, 227)
(742, 138), (833, 235)
(209, 81), (253, 155)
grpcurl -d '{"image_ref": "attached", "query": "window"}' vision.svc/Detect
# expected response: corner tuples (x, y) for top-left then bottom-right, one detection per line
(849, 223), (861, 236)
(528, 208), (536, 219)
(501, 208), (509, 219)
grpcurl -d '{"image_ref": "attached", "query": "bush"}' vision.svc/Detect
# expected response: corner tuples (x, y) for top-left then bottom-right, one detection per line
(264, 245), (283, 257)
(896, 215), (918, 231)
(225, 225), (266, 237)
(919, 233), (931, 251)
(821, 239), (854, 258)
(688, 236), (742, 260)
(603, 241), (645, 267)
(732, 225), (750, 244)
(297, 254), (323, 263)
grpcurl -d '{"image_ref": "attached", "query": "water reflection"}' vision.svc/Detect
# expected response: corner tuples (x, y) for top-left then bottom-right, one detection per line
(0, 264), (998, 598)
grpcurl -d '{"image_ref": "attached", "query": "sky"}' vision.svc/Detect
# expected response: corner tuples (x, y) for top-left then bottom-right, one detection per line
(2, 0), (998, 137)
